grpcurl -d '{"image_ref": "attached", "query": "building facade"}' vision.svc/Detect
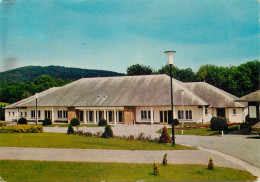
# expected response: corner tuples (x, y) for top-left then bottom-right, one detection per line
(5, 75), (246, 124)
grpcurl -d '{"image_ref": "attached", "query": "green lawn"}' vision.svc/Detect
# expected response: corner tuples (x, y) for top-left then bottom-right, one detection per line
(0, 160), (256, 181)
(44, 124), (107, 127)
(158, 125), (242, 136)
(0, 133), (195, 150)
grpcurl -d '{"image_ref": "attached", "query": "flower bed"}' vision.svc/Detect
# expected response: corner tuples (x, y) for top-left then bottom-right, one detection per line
(175, 123), (241, 130)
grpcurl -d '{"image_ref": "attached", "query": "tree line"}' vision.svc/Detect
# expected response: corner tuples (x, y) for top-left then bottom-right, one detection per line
(0, 75), (74, 104)
(127, 60), (259, 97)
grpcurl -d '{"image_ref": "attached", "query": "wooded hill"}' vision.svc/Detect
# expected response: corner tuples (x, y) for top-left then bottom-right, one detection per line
(0, 65), (125, 82)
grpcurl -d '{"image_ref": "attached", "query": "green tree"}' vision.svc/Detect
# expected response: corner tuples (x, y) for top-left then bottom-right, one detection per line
(127, 64), (153, 75)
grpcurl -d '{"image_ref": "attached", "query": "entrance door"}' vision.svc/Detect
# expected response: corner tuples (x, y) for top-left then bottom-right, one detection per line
(45, 111), (52, 119)
(168, 110), (173, 124)
(217, 108), (225, 118)
(79, 111), (83, 122)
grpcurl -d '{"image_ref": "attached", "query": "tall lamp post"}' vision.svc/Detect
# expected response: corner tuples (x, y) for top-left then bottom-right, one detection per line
(164, 51), (176, 145)
(181, 90), (185, 135)
(35, 93), (38, 125)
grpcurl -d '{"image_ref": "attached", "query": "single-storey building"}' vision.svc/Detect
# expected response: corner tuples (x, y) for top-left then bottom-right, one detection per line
(5, 74), (246, 124)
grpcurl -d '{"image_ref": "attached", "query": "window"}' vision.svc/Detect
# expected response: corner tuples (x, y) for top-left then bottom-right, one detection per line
(38, 110), (41, 118)
(233, 109), (236, 115)
(141, 110), (147, 119)
(185, 110), (192, 120)
(13, 112), (14, 116)
(178, 110), (184, 119)
(25, 112), (27, 117)
(62, 110), (68, 118)
(160, 111), (163, 123)
(108, 111), (113, 122)
(89, 111), (93, 121)
(205, 109), (208, 114)
(178, 110), (192, 120)
(118, 111), (123, 122)
(148, 110), (151, 119)
(57, 110), (62, 118)
(9, 112), (10, 116)
(31, 110), (35, 118)
(21, 112), (23, 116)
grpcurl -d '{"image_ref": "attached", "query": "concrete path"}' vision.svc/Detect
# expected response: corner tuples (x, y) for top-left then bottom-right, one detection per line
(0, 147), (244, 170)
(176, 135), (260, 168)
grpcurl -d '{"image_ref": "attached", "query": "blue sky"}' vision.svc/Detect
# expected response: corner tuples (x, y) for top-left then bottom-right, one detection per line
(0, 0), (258, 73)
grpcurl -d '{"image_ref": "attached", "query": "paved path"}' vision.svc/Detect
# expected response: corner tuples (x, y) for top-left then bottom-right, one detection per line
(0, 147), (245, 170)
(176, 135), (260, 168)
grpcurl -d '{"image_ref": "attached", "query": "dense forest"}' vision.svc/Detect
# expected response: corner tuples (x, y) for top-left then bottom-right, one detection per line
(0, 60), (259, 105)
(127, 60), (259, 97)
(0, 65), (125, 82)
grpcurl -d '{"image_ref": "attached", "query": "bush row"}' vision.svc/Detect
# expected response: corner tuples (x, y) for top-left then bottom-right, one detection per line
(0, 125), (43, 133)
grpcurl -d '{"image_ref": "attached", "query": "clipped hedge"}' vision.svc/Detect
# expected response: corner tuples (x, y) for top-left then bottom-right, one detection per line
(210, 117), (228, 131)
(98, 118), (107, 126)
(42, 118), (52, 126)
(0, 125), (43, 133)
(17, 117), (28, 125)
(70, 118), (80, 126)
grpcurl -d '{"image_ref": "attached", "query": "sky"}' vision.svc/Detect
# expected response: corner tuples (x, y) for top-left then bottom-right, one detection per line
(0, 0), (259, 73)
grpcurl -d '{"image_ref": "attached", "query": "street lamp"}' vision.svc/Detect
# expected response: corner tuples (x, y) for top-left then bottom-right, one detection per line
(35, 92), (38, 125)
(164, 51), (176, 145)
(181, 90), (185, 135)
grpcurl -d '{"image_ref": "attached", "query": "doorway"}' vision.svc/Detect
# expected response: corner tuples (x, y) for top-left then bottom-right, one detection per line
(217, 108), (225, 118)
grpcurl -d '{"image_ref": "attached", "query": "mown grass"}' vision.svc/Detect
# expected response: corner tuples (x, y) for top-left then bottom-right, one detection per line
(43, 124), (107, 127)
(0, 133), (195, 150)
(0, 160), (256, 181)
(158, 125), (242, 136)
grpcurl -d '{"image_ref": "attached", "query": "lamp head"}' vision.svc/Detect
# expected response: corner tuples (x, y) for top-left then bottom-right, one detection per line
(164, 51), (176, 65)
(35, 92), (38, 99)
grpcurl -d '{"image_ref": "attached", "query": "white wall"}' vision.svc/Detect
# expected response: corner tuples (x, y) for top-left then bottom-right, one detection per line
(228, 108), (244, 123)
(136, 106), (203, 123)
(5, 109), (18, 122)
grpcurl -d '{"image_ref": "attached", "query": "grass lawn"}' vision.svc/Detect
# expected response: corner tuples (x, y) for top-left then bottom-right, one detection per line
(0, 133), (195, 150)
(44, 124), (107, 127)
(0, 160), (256, 181)
(158, 125), (242, 136)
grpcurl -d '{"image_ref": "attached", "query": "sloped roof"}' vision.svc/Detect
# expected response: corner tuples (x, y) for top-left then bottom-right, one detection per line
(235, 90), (260, 102)
(6, 74), (208, 108)
(184, 82), (245, 108)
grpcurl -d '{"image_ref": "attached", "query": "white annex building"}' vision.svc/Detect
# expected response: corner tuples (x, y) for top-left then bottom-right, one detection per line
(5, 74), (246, 124)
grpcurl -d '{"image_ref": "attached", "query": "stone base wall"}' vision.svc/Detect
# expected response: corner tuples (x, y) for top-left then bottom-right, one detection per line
(124, 106), (135, 125)
(68, 107), (77, 124)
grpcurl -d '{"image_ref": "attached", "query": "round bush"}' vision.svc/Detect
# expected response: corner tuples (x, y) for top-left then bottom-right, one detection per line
(210, 117), (228, 131)
(17, 117), (28, 125)
(98, 118), (107, 126)
(42, 118), (52, 126)
(70, 118), (80, 126)
(173, 119), (180, 125)
(101, 125), (113, 138)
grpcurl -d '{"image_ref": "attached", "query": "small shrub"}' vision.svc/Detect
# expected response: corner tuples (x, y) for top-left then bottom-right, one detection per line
(42, 118), (52, 126)
(208, 157), (215, 170)
(67, 124), (74, 134)
(163, 153), (167, 166)
(98, 118), (107, 126)
(70, 118), (80, 126)
(153, 162), (160, 176)
(84, 132), (93, 137)
(0, 125), (43, 133)
(159, 126), (172, 143)
(210, 117), (228, 131)
(101, 125), (113, 138)
(0, 121), (6, 127)
(173, 119), (180, 125)
(137, 132), (145, 140)
(128, 135), (135, 140)
(17, 118), (28, 125)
